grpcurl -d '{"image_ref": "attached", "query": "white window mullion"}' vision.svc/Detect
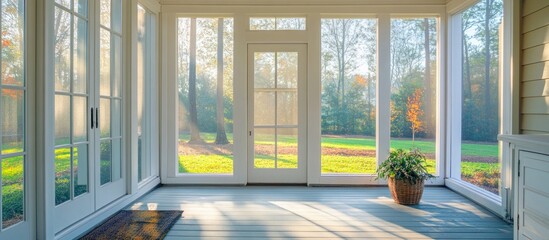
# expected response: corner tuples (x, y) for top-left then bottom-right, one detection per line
(306, 13), (321, 184)
(377, 14), (391, 168)
(448, 12), (462, 179)
(232, 14), (247, 184)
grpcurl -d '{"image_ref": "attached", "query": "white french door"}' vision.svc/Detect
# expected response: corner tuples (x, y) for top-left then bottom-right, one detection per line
(247, 44), (307, 184)
(52, 0), (125, 232)
(94, 0), (125, 209)
(52, 0), (95, 232)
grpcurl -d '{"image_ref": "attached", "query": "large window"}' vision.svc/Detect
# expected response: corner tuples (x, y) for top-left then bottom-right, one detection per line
(137, 4), (156, 182)
(320, 18), (377, 174)
(1, 0), (25, 229)
(390, 18), (438, 175)
(177, 17), (234, 174)
(458, 0), (503, 195)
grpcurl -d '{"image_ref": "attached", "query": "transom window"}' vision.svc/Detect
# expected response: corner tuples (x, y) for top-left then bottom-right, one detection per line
(249, 17), (306, 30)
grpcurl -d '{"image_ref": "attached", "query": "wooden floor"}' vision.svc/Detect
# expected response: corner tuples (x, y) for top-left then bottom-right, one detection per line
(128, 186), (512, 239)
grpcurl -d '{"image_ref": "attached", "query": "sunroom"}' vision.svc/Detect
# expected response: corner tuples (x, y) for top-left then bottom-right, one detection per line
(0, 0), (547, 239)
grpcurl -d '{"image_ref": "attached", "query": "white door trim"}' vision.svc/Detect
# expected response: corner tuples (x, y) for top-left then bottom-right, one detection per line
(247, 43), (308, 184)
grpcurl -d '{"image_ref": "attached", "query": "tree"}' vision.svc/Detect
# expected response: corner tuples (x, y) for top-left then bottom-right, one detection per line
(215, 18), (229, 144)
(407, 89), (424, 143)
(422, 18), (434, 136)
(321, 19), (368, 134)
(188, 18), (203, 143)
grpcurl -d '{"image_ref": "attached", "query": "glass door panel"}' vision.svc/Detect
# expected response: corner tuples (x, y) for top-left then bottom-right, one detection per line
(52, 0), (94, 233)
(96, 0), (125, 209)
(247, 44), (307, 183)
(0, 1), (28, 235)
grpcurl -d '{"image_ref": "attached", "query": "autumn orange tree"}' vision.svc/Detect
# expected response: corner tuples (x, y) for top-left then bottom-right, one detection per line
(406, 88), (424, 143)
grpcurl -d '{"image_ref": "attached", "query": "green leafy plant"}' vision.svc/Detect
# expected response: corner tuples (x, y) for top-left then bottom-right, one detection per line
(376, 148), (434, 184)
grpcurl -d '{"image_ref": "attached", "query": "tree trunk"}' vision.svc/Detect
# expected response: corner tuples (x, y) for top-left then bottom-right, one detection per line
(341, 21), (347, 133)
(215, 18), (229, 144)
(483, 0), (492, 123)
(367, 73), (372, 135)
(423, 18), (432, 137)
(463, 38), (472, 101)
(335, 23), (343, 133)
(188, 18), (203, 143)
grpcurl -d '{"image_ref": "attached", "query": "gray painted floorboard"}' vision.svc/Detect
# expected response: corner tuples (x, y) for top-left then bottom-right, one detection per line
(127, 186), (513, 239)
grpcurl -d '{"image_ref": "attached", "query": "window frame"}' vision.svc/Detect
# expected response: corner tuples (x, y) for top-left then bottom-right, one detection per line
(445, 0), (516, 218)
(134, 1), (160, 188)
(161, 6), (447, 185)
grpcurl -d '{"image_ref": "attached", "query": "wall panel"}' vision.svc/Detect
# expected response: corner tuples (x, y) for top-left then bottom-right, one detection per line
(520, 1), (549, 134)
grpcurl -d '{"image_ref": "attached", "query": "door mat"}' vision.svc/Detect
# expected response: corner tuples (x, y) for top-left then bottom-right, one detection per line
(80, 210), (183, 240)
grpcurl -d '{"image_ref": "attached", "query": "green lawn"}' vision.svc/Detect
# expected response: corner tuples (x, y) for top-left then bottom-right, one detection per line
(180, 132), (498, 157)
(179, 155), (437, 174)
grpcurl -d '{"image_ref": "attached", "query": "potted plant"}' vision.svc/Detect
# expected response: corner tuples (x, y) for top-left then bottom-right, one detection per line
(376, 148), (433, 205)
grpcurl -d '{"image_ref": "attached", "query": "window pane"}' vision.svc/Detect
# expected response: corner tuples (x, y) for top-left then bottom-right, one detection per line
(54, 7), (71, 92)
(277, 128), (298, 168)
(99, 29), (111, 96)
(390, 18), (437, 175)
(72, 96), (87, 143)
(460, 0), (503, 195)
(112, 99), (121, 137)
(73, 144), (88, 197)
(250, 18), (275, 30)
(99, 0), (111, 28)
(74, 0), (87, 17)
(2, 156), (24, 228)
(1, 0), (24, 87)
(177, 18), (234, 174)
(277, 52), (298, 88)
(320, 18), (377, 174)
(55, 95), (71, 146)
(111, 139), (121, 181)
(1, 89), (24, 154)
(100, 98), (111, 138)
(254, 52), (275, 88)
(254, 92), (275, 126)
(55, 0), (71, 9)
(55, 148), (71, 205)
(112, 33), (122, 98)
(73, 16), (88, 94)
(276, 18), (306, 30)
(254, 128), (275, 168)
(277, 91), (297, 125)
(111, 0), (122, 33)
(100, 140), (112, 185)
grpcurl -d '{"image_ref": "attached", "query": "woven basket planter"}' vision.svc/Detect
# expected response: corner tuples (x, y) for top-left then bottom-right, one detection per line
(387, 177), (425, 205)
